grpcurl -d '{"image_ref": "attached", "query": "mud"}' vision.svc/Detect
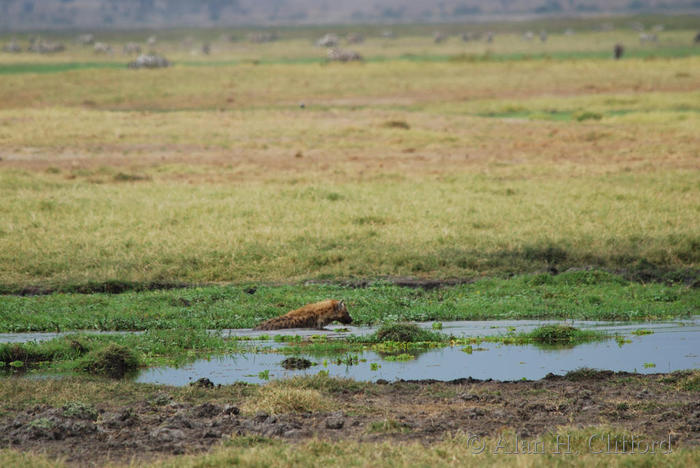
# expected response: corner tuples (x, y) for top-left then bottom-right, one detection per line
(1, 280), (197, 297)
(1, 371), (698, 466)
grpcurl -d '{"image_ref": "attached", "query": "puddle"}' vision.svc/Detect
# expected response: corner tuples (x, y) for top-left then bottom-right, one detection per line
(220, 317), (699, 340)
(135, 317), (700, 386)
(3, 318), (696, 344)
(3, 318), (697, 385)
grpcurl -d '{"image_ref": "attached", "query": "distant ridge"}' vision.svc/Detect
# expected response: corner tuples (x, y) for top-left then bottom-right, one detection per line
(0, 0), (697, 30)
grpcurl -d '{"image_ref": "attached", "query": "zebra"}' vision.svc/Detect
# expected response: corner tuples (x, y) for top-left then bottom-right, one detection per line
(2, 39), (22, 53)
(327, 48), (362, 62)
(639, 33), (658, 44)
(93, 42), (112, 54)
(317, 34), (339, 48)
(76, 34), (95, 45)
(128, 54), (170, 69)
(433, 32), (447, 44)
(123, 42), (142, 55)
(28, 39), (65, 54)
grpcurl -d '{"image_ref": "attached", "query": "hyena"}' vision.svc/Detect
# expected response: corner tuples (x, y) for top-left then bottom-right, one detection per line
(254, 300), (352, 330)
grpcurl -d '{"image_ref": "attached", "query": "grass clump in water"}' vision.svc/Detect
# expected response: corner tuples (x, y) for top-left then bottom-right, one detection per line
(280, 357), (314, 370)
(526, 325), (606, 345)
(383, 353), (415, 362)
(79, 343), (140, 378)
(374, 323), (445, 343)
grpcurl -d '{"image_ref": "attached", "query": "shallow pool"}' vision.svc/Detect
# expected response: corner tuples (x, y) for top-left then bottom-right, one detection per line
(135, 317), (700, 385)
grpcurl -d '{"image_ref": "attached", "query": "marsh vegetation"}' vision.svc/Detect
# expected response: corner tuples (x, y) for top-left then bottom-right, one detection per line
(0, 15), (698, 466)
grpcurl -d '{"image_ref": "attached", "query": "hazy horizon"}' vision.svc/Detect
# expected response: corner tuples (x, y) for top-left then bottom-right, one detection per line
(1, 0), (698, 31)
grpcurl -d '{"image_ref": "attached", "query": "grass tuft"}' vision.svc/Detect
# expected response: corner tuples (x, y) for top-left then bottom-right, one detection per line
(79, 343), (140, 378)
(374, 323), (445, 343)
(382, 120), (410, 129)
(563, 368), (613, 381)
(112, 172), (151, 182)
(526, 325), (606, 345)
(61, 401), (98, 420)
(575, 110), (604, 121)
(245, 385), (330, 415)
(281, 357), (314, 370)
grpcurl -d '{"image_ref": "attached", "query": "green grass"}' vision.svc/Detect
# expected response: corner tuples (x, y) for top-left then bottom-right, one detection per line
(0, 62), (125, 75)
(524, 325), (606, 345)
(1, 44), (697, 76)
(0, 271), (696, 333)
(0, 338), (86, 366)
(373, 323), (445, 343)
(0, 328), (248, 373)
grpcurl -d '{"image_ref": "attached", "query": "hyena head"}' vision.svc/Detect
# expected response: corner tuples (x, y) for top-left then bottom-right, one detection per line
(333, 300), (353, 324)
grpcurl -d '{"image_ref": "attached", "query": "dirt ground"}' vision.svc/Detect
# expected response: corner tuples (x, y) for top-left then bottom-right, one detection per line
(0, 371), (698, 466)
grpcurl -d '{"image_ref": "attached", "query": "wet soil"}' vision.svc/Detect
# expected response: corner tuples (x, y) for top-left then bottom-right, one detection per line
(0, 371), (698, 466)
(3, 264), (698, 296)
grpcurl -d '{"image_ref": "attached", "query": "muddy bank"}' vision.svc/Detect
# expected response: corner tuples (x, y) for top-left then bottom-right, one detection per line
(1, 280), (197, 297)
(3, 264), (698, 297)
(0, 371), (698, 466)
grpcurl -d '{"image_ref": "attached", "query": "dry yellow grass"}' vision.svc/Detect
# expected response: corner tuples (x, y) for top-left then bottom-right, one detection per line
(0, 34), (697, 288)
(143, 430), (698, 468)
(243, 385), (331, 415)
(2, 431), (698, 468)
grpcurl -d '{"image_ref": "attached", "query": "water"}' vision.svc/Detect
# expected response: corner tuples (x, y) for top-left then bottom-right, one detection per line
(2, 318), (694, 343)
(0, 330), (145, 344)
(135, 317), (700, 386)
(221, 318), (699, 340)
(3, 318), (697, 385)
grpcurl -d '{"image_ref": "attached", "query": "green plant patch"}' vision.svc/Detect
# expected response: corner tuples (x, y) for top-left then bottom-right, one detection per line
(525, 325), (607, 345)
(79, 344), (140, 378)
(4, 270), (692, 333)
(373, 323), (446, 343)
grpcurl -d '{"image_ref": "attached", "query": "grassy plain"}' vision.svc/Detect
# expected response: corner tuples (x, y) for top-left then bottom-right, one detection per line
(0, 33), (699, 289)
(0, 19), (699, 467)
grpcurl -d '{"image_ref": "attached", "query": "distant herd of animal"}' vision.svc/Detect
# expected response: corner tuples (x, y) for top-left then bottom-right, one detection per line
(3, 30), (699, 63)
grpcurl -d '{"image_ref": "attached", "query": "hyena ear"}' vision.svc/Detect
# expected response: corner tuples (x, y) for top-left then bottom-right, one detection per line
(338, 300), (345, 309)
